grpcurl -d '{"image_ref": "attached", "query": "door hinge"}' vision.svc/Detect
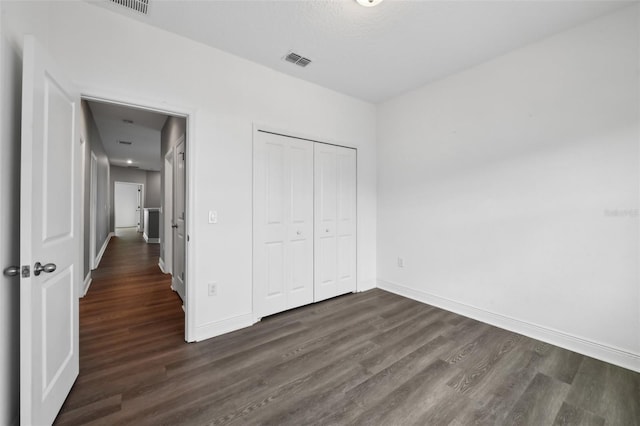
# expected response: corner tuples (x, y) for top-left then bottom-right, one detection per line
(22, 265), (30, 278)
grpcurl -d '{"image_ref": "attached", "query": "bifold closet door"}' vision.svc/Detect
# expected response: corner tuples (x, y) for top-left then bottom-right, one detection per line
(253, 132), (314, 319)
(314, 144), (357, 302)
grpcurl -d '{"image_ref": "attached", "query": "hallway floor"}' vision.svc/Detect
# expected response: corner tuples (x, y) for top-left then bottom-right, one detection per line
(54, 229), (184, 425)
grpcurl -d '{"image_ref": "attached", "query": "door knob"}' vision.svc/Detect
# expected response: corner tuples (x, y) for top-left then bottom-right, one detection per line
(33, 262), (56, 276)
(171, 224), (178, 228)
(3, 266), (19, 277)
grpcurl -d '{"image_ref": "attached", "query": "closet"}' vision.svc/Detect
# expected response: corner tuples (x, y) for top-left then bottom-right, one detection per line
(253, 131), (357, 319)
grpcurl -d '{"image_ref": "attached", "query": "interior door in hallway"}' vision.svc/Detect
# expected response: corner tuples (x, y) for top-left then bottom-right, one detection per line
(114, 182), (141, 228)
(253, 131), (314, 319)
(314, 143), (357, 302)
(20, 35), (80, 426)
(172, 136), (186, 302)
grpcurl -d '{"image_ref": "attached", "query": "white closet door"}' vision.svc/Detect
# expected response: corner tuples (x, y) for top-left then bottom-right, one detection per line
(336, 147), (357, 295)
(314, 144), (357, 302)
(253, 132), (314, 319)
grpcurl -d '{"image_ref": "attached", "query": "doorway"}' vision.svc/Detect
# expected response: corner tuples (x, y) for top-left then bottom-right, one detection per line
(114, 181), (143, 233)
(82, 95), (191, 340)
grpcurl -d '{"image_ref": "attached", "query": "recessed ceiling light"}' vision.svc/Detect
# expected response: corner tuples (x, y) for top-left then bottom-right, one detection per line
(356, 0), (383, 7)
(127, 160), (133, 164)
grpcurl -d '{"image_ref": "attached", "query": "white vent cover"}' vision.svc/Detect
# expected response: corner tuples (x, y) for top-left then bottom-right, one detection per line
(109, 0), (149, 15)
(284, 51), (312, 68)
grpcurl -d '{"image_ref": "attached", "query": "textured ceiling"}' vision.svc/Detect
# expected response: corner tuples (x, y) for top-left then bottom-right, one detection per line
(91, 0), (632, 103)
(88, 101), (167, 171)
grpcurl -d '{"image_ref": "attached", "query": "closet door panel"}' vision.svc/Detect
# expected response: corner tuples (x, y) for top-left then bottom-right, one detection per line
(254, 136), (288, 317)
(314, 144), (338, 302)
(254, 132), (313, 319)
(336, 147), (357, 294)
(287, 139), (314, 308)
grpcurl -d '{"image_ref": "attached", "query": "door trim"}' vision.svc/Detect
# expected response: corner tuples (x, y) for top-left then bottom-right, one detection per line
(89, 151), (97, 270)
(162, 147), (174, 275)
(81, 92), (196, 342)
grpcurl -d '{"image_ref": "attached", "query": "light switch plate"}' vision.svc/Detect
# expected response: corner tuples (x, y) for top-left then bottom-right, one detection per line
(208, 210), (218, 224)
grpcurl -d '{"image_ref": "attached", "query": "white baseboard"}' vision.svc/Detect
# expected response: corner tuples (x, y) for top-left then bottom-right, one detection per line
(171, 277), (185, 302)
(158, 258), (167, 274)
(94, 232), (114, 269)
(377, 279), (640, 373)
(143, 233), (160, 243)
(82, 272), (92, 297)
(193, 313), (254, 342)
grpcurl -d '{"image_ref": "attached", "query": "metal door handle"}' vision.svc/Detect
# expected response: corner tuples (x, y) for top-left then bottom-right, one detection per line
(3, 266), (19, 277)
(172, 224), (178, 228)
(296, 230), (302, 235)
(34, 262), (56, 276)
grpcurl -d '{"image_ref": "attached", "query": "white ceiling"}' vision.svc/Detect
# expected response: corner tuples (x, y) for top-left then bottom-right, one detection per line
(91, 0), (633, 103)
(88, 101), (167, 171)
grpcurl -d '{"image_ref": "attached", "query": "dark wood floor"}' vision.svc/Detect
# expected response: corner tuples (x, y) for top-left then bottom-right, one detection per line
(55, 229), (639, 425)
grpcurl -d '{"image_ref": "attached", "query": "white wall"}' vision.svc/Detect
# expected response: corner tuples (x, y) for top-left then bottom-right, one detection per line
(0, 4), (21, 424)
(377, 6), (639, 371)
(3, 1), (377, 341)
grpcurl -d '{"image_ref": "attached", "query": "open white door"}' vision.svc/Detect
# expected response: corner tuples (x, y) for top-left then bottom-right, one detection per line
(20, 35), (80, 425)
(172, 136), (186, 302)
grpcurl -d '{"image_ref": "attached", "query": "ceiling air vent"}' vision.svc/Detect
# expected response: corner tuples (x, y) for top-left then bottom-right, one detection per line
(119, 140), (133, 145)
(109, 0), (149, 15)
(284, 51), (312, 68)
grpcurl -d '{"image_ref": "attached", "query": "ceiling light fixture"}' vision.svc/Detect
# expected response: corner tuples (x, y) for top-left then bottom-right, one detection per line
(356, 0), (383, 7)
(127, 159), (133, 164)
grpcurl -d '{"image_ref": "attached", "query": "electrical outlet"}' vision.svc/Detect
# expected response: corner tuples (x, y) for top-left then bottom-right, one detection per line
(208, 282), (218, 296)
(397, 257), (405, 268)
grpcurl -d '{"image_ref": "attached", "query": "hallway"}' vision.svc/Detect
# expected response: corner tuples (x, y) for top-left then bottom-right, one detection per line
(54, 229), (184, 425)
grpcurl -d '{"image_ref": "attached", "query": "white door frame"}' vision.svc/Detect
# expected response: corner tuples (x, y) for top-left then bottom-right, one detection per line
(114, 181), (144, 230)
(81, 93), (195, 342)
(163, 147), (174, 275)
(89, 151), (97, 270)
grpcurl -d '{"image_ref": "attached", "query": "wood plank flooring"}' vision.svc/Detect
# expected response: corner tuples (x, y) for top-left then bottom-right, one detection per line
(55, 229), (640, 425)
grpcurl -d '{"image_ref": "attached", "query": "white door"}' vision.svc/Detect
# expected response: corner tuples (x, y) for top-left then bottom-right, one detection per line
(163, 150), (173, 274)
(114, 182), (139, 228)
(253, 131), (314, 319)
(20, 35), (80, 426)
(172, 136), (186, 301)
(314, 144), (357, 302)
